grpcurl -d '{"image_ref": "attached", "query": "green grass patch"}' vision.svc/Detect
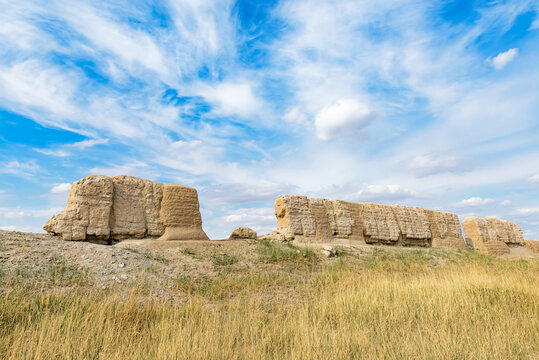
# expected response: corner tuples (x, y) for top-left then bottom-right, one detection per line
(256, 240), (317, 265)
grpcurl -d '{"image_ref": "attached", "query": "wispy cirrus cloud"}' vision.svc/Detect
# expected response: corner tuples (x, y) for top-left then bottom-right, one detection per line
(408, 154), (470, 177)
(34, 139), (109, 157)
(0, 161), (41, 178)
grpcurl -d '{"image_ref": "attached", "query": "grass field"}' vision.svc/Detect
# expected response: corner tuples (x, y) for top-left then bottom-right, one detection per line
(1, 242), (538, 359)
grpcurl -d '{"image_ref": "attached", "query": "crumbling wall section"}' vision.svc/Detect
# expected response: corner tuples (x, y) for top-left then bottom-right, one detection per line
(425, 210), (467, 249)
(44, 175), (207, 241)
(391, 205), (431, 246)
(44, 175), (113, 241)
(362, 203), (401, 244)
(273, 195), (468, 249)
(158, 183), (209, 241)
(274, 195), (316, 240)
(462, 217), (513, 255)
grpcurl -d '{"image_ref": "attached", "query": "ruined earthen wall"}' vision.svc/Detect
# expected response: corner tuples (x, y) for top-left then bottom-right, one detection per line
(391, 205), (431, 246)
(485, 219), (524, 245)
(274, 195), (316, 240)
(273, 195), (467, 248)
(44, 175), (113, 241)
(425, 210), (467, 249)
(274, 196), (366, 244)
(158, 184), (209, 241)
(44, 175), (207, 241)
(462, 217), (513, 255)
(336, 201), (363, 242)
(145, 182), (165, 236)
(308, 198), (333, 240)
(110, 176), (149, 239)
(362, 203), (400, 244)
(526, 240), (539, 253)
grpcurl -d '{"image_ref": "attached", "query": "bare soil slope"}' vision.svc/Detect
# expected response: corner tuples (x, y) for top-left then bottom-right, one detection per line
(1, 230), (536, 298)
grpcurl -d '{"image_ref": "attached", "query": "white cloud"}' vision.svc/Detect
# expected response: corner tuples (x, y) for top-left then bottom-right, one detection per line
(500, 200), (512, 206)
(489, 48), (518, 69)
(0, 225), (16, 231)
(59, 3), (168, 76)
(0, 60), (78, 118)
(352, 184), (416, 202)
(0, 160), (40, 177)
(1, 0), (538, 239)
(221, 207), (276, 235)
(282, 107), (309, 127)
(50, 183), (72, 195)
(458, 197), (494, 207)
(532, 10), (539, 30)
(155, 140), (257, 184)
(528, 174), (539, 184)
(408, 154), (469, 177)
(34, 148), (70, 157)
(43, 183), (72, 205)
(314, 99), (373, 141)
(0, 207), (63, 219)
(202, 206), (277, 239)
(35, 139), (109, 157)
(88, 162), (154, 179)
(224, 207), (275, 224)
(167, 0), (235, 70)
(199, 81), (263, 118)
(199, 182), (297, 206)
(71, 139), (109, 150)
(515, 207), (539, 216)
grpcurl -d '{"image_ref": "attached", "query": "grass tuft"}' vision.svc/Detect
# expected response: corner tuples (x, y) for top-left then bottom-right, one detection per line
(256, 240), (318, 265)
(212, 253), (239, 266)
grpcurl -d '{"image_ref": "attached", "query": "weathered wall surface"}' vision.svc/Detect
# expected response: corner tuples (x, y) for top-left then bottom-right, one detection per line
(158, 184), (209, 241)
(391, 205), (431, 246)
(275, 196), (316, 240)
(362, 203), (400, 244)
(44, 175), (208, 241)
(462, 217), (524, 255)
(44, 175), (114, 241)
(274, 195), (467, 248)
(425, 210), (467, 250)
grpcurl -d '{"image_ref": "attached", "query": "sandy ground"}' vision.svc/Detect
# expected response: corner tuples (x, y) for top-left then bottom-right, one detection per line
(0, 230), (264, 291)
(1, 230), (536, 296)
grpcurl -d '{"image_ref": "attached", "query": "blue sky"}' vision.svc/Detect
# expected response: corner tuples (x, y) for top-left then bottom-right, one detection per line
(0, 0), (538, 239)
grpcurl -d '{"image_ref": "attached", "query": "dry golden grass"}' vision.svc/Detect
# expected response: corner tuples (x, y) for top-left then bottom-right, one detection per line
(1, 245), (538, 359)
